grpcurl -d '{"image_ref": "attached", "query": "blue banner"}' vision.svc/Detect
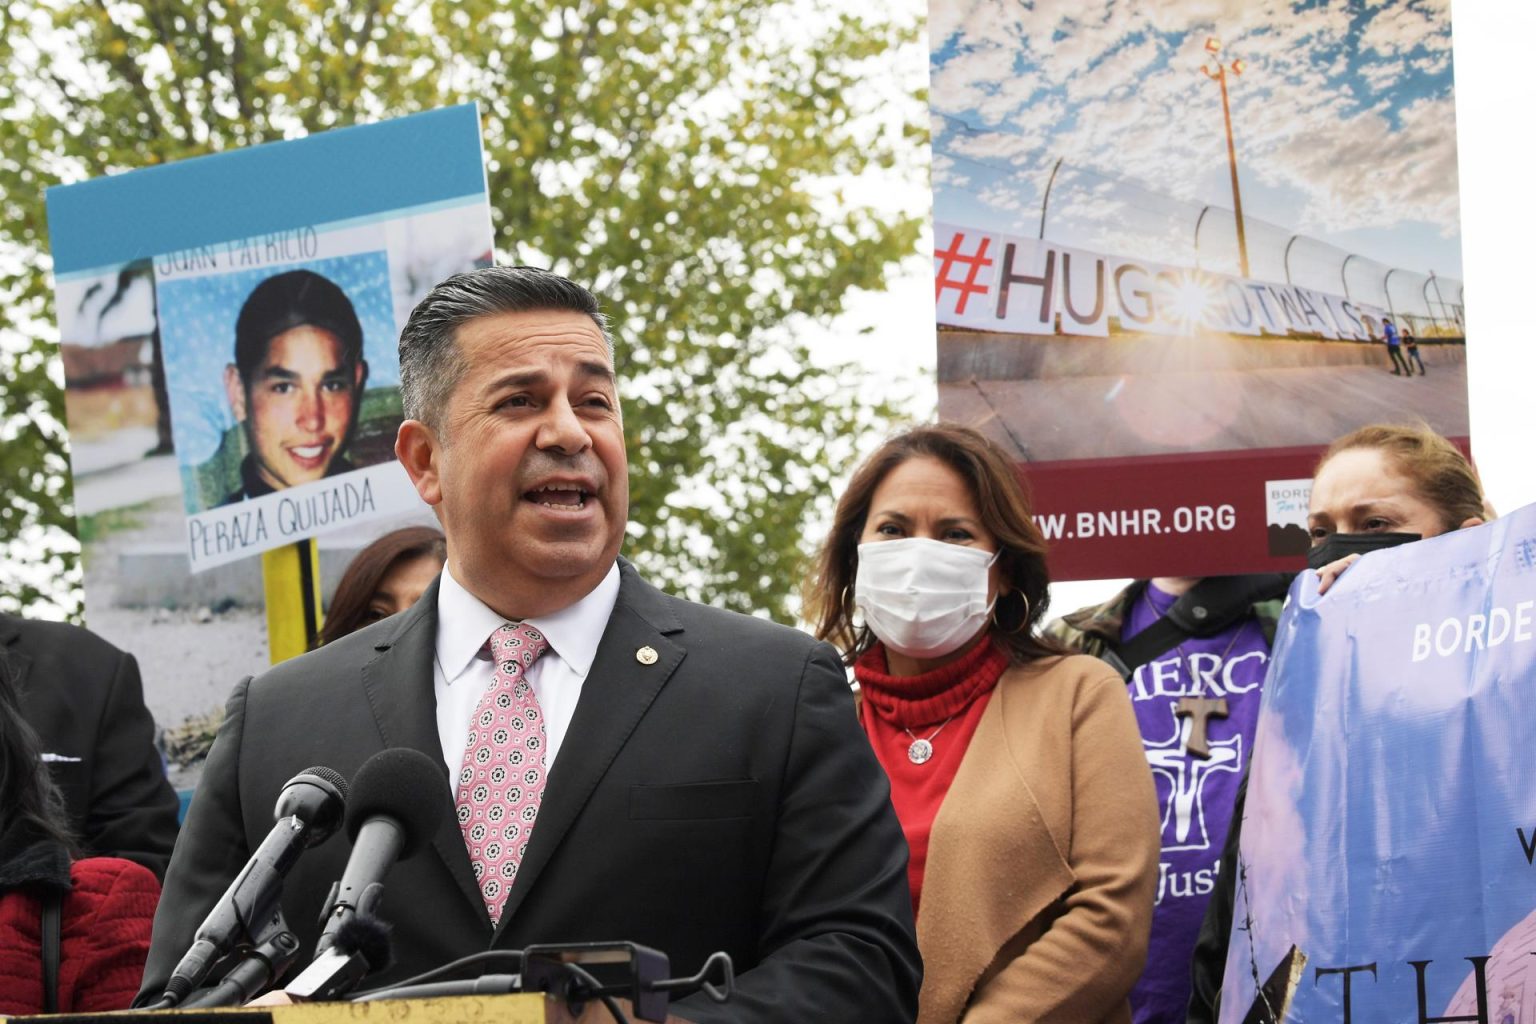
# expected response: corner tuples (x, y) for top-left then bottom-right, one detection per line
(46, 106), (493, 572)
(47, 104), (488, 278)
(1222, 505), (1536, 1023)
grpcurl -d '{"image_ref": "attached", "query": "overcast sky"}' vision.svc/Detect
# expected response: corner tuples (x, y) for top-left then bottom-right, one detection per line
(929, 0), (1461, 294)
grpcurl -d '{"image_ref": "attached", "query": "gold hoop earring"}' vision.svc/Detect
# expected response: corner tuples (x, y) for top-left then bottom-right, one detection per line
(1011, 590), (1032, 634)
(991, 589), (1031, 634)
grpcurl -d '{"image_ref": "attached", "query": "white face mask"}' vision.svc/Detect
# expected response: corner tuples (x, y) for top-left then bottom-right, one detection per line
(854, 537), (997, 660)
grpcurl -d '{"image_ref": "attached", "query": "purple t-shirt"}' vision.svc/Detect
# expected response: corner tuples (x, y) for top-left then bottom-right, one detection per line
(1123, 582), (1271, 1024)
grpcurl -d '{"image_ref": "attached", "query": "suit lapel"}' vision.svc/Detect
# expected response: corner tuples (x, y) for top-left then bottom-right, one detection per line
(359, 580), (487, 923)
(494, 563), (684, 934)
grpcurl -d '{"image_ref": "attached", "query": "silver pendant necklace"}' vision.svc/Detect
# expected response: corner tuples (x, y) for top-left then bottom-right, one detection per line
(904, 713), (960, 765)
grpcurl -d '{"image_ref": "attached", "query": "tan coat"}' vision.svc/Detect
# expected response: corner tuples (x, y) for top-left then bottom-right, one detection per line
(916, 654), (1160, 1024)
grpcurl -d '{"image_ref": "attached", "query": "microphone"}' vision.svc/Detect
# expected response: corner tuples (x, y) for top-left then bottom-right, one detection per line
(152, 767), (347, 1008)
(290, 748), (447, 999)
(283, 916), (393, 1001)
(177, 910), (301, 1008)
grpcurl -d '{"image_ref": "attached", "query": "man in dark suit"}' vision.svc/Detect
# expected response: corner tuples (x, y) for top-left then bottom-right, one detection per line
(140, 267), (920, 1020)
(0, 613), (180, 879)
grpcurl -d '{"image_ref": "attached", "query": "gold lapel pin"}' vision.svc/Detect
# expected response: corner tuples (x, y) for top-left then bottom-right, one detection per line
(635, 646), (659, 665)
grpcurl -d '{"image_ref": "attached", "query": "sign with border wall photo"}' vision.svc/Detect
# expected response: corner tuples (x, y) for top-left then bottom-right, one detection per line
(928, 0), (1470, 580)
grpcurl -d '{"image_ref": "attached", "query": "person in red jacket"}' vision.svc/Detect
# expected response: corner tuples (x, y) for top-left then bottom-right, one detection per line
(0, 647), (160, 1014)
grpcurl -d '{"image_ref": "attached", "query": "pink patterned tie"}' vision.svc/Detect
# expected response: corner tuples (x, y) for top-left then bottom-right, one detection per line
(455, 622), (550, 925)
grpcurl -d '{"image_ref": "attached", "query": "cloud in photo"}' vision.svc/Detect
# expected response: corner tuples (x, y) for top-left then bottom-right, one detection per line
(931, 0), (1461, 276)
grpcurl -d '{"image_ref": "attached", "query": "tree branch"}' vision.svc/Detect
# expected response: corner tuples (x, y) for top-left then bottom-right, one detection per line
(351, 0), (381, 83)
(89, 0), (179, 146)
(219, 0), (257, 137)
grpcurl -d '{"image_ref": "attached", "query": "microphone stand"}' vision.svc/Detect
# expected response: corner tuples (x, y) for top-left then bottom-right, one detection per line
(148, 766), (346, 1008)
(179, 909), (302, 1008)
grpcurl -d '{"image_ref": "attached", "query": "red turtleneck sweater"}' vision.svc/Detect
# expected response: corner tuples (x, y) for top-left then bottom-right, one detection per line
(855, 637), (1010, 916)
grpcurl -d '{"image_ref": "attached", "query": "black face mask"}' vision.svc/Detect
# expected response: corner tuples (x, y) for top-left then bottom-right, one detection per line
(1306, 531), (1423, 570)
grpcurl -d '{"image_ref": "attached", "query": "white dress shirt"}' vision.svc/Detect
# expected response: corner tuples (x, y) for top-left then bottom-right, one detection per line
(433, 562), (620, 782)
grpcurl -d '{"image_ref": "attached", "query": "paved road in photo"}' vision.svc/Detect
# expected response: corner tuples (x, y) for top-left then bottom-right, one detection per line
(941, 361), (1468, 462)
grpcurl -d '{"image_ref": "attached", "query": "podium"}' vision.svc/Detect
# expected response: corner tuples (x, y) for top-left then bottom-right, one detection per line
(1, 995), (692, 1023)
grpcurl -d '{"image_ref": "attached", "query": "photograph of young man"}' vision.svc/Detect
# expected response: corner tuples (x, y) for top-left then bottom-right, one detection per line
(220, 269), (368, 503)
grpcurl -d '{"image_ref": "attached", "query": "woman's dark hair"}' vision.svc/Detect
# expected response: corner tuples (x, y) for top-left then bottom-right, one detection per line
(234, 269), (364, 386)
(319, 527), (448, 646)
(0, 648), (75, 850)
(1319, 423), (1486, 532)
(806, 423), (1064, 666)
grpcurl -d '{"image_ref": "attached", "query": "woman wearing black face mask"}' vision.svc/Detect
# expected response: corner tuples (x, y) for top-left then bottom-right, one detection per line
(1187, 422), (1488, 1024)
(806, 424), (1160, 1024)
(1305, 424), (1486, 594)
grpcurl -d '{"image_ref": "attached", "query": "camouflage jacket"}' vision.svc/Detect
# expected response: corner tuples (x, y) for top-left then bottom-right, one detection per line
(1043, 579), (1286, 669)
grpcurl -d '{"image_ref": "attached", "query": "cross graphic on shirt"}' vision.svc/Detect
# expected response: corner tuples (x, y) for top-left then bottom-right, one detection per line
(1175, 696), (1229, 758)
(1144, 702), (1242, 851)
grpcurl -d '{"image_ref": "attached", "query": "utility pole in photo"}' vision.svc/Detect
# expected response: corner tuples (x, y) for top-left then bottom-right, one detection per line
(1201, 37), (1251, 279)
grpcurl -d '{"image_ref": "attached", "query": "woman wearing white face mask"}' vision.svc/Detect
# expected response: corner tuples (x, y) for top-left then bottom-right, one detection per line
(807, 424), (1159, 1024)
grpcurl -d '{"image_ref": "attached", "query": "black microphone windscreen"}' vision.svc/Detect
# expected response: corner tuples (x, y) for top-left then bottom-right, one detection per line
(274, 766), (349, 846)
(345, 748), (449, 857)
(334, 914), (394, 973)
(303, 765), (350, 800)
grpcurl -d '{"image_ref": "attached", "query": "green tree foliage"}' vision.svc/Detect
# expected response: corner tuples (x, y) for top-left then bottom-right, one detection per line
(0, 0), (925, 621)
(0, 324), (80, 617)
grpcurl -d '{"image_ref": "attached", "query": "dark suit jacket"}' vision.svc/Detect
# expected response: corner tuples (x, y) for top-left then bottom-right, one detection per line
(140, 563), (920, 1021)
(0, 614), (180, 880)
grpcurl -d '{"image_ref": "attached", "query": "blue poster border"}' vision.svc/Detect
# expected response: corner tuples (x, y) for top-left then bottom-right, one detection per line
(46, 103), (486, 277)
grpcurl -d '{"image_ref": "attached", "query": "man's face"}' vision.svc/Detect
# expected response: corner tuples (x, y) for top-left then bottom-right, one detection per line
(227, 325), (364, 490)
(398, 309), (628, 617)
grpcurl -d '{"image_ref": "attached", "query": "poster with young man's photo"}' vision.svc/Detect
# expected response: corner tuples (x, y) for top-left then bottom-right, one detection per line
(172, 259), (386, 510)
(157, 243), (406, 568)
(46, 105), (493, 787)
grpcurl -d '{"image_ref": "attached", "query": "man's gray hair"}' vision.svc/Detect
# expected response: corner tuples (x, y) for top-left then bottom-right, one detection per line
(398, 266), (613, 430)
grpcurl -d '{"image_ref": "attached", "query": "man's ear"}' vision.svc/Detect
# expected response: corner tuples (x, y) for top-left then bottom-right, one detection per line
(224, 365), (247, 422)
(396, 419), (443, 506)
(1460, 515), (1486, 530)
(354, 359), (369, 393)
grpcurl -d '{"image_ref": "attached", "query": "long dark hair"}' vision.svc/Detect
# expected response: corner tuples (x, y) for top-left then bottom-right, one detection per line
(319, 526), (447, 646)
(0, 649), (75, 850)
(806, 423), (1064, 666)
